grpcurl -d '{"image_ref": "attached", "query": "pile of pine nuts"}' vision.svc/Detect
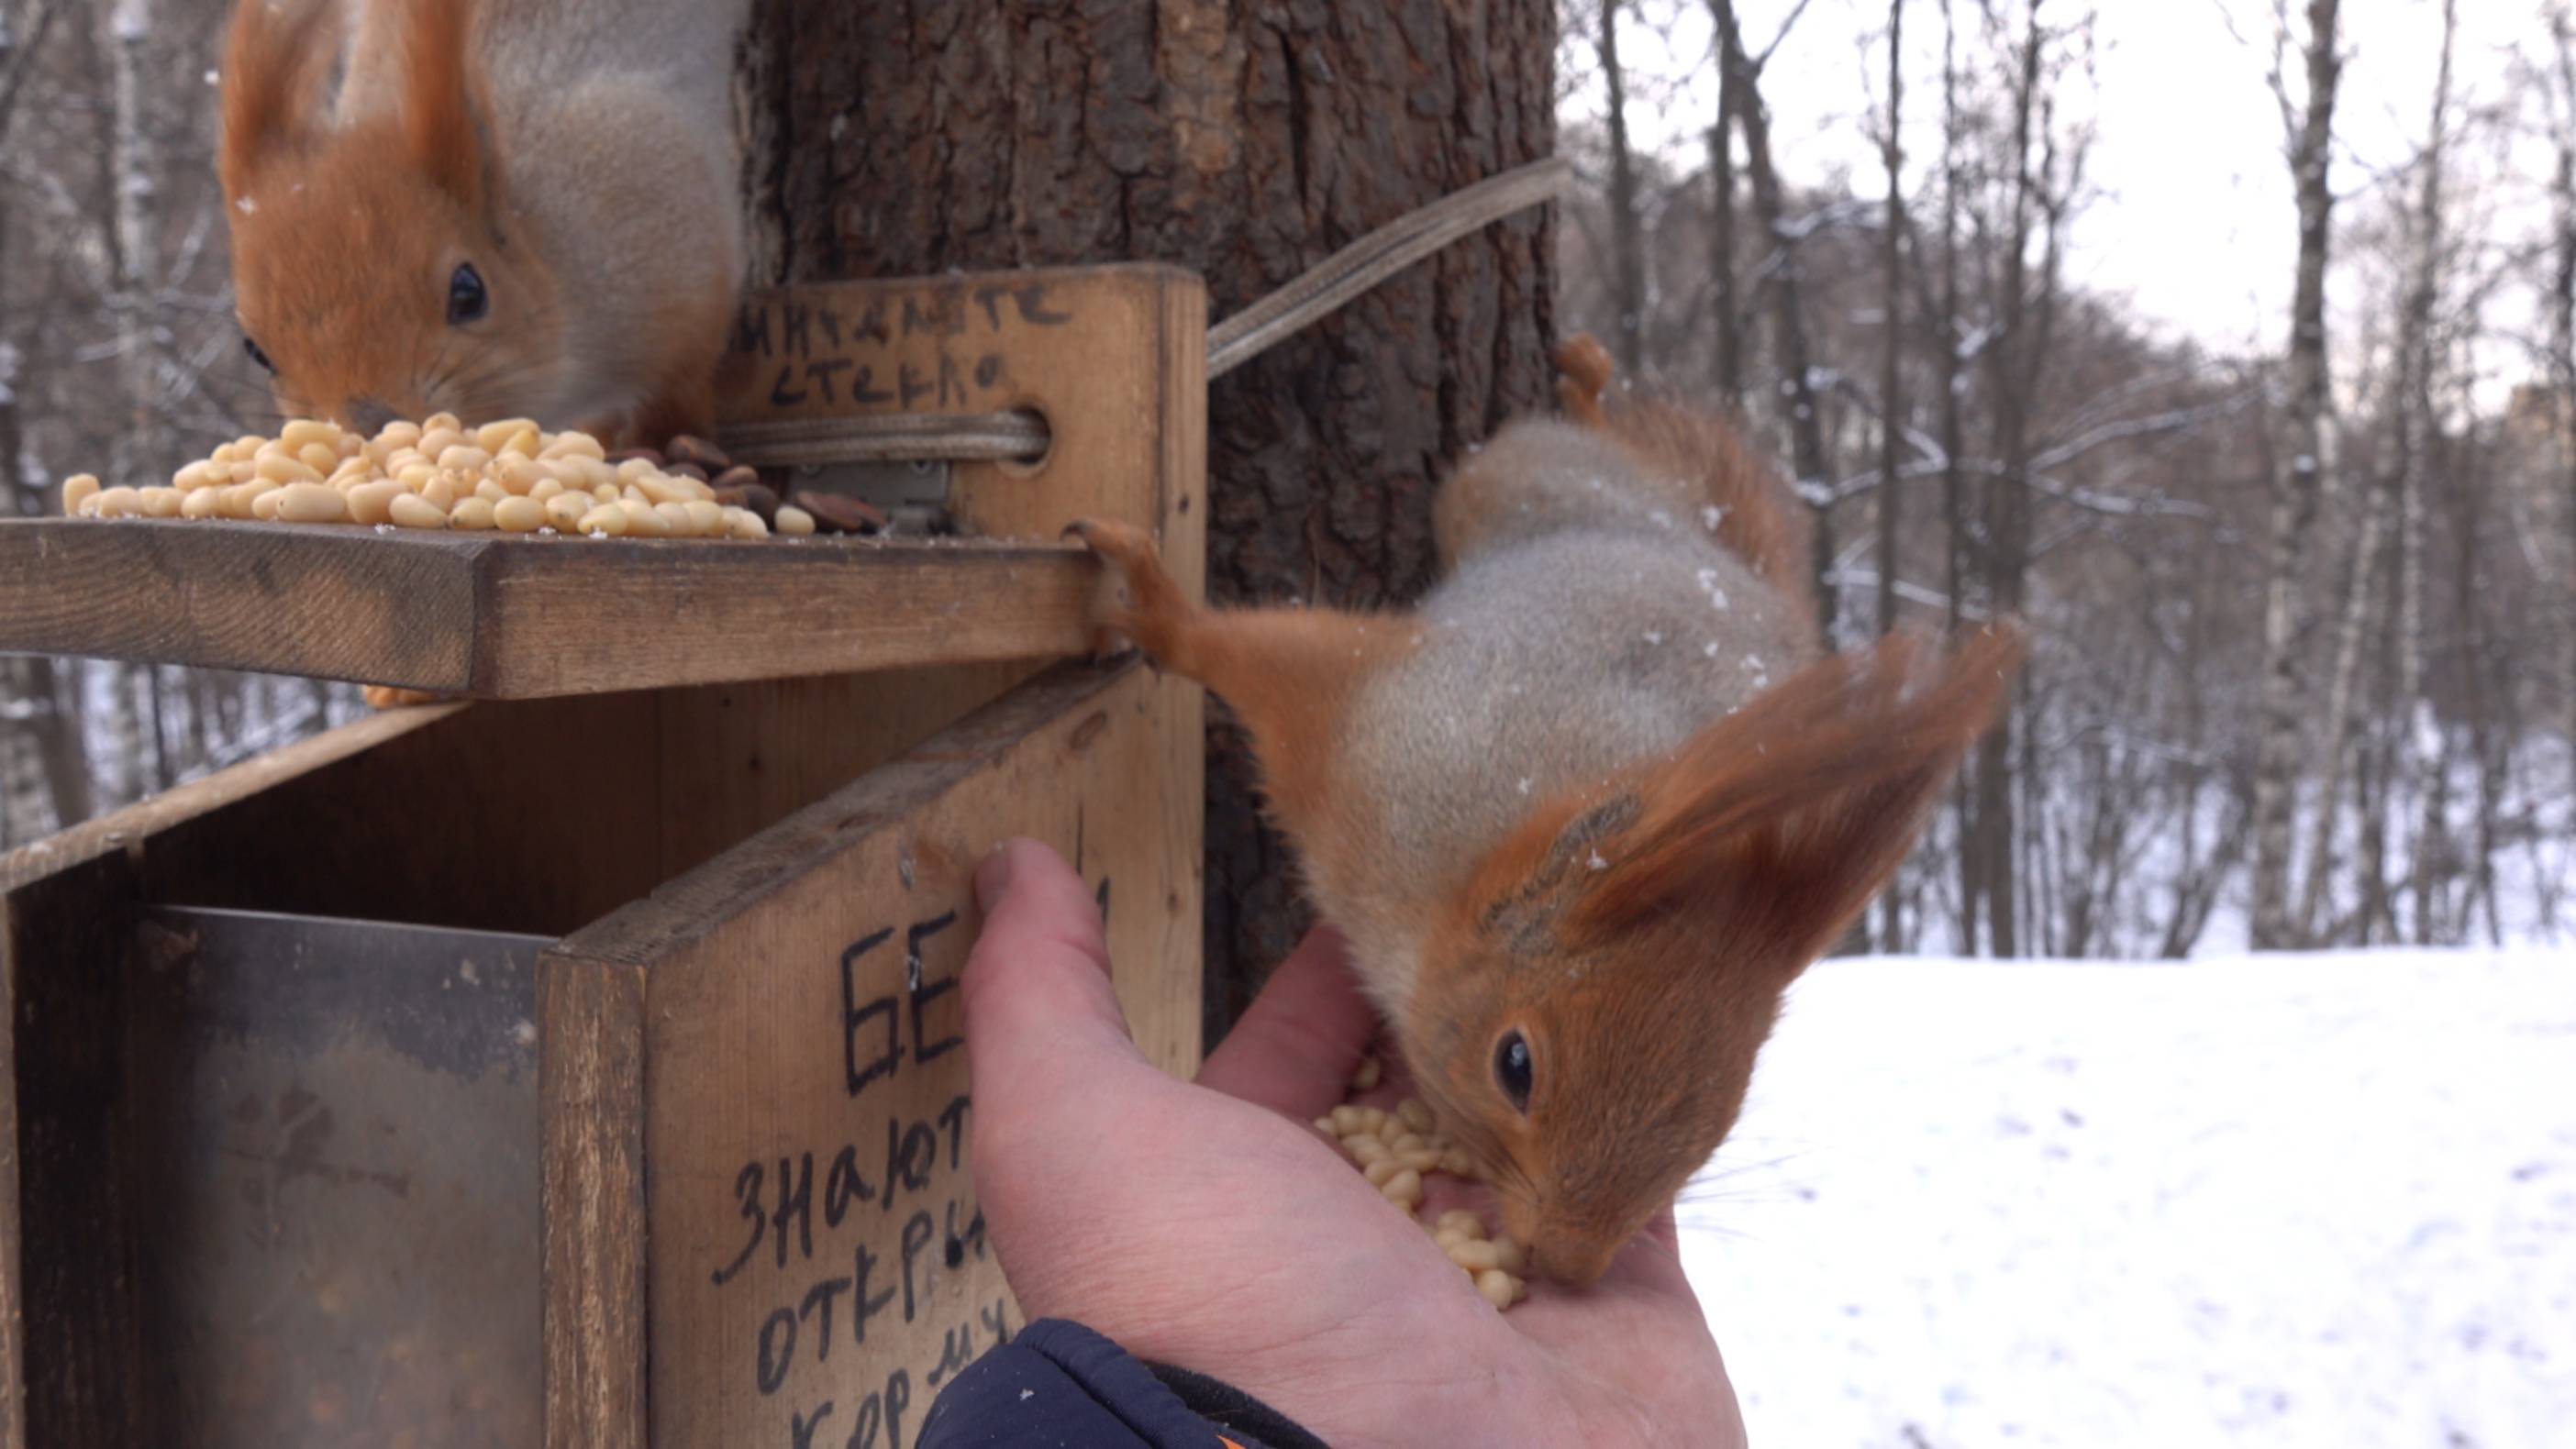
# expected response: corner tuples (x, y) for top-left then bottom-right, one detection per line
(1316, 1060), (1532, 1311)
(55, 416), (817, 540)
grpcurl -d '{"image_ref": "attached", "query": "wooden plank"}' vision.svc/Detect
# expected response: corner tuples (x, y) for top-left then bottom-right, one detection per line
(541, 958), (648, 1449)
(716, 264), (1208, 588)
(542, 660), (1202, 1449)
(0, 852), (146, 1449)
(665, 263), (1212, 905)
(651, 661), (1044, 884)
(0, 521), (1094, 698)
(0, 700), (465, 897)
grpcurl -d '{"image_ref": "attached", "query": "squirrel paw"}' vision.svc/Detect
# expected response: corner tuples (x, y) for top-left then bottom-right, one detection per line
(1553, 334), (1617, 426)
(1064, 518), (1188, 664)
(363, 685), (446, 711)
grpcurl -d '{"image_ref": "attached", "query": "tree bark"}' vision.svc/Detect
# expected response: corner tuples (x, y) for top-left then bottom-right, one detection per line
(2248, 0), (2341, 951)
(739, 0), (1559, 1036)
(1598, 0), (1648, 376)
(1874, 0), (1906, 949)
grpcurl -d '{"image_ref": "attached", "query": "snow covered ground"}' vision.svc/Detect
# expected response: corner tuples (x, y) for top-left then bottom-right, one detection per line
(1680, 949), (2576, 1448)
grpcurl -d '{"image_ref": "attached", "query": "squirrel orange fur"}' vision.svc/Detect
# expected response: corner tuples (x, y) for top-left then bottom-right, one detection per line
(1073, 337), (2020, 1287)
(217, 0), (748, 447)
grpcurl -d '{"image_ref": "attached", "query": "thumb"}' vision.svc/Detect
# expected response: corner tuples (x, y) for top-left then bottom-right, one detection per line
(961, 838), (1150, 1107)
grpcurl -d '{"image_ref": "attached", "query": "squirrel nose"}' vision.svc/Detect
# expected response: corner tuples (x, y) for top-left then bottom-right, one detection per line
(345, 397), (397, 435)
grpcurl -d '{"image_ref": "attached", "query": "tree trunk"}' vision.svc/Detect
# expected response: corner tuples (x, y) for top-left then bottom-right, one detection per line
(2297, 483), (2389, 940)
(740, 0), (1559, 1037)
(2248, 0), (2341, 950)
(1938, 0), (1978, 953)
(103, 0), (160, 494)
(1975, 0), (2054, 958)
(2395, 0), (2457, 945)
(2552, 6), (2576, 755)
(1874, 0), (1906, 949)
(1598, 0), (1648, 377)
(1715, 0), (1837, 647)
(1706, 11), (1742, 405)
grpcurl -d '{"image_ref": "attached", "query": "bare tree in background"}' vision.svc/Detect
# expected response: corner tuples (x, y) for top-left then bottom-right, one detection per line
(1972, 0), (2074, 957)
(0, 0), (92, 842)
(2248, 0), (2342, 951)
(1715, 0), (1838, 645)
(1876, 0), (1909, 947)
(2552, 6), (2576, 748)
(2393, 0), (2459, 944)
(104, 0), (160, 495)
(1599, 0), (1649, 375)
(1937, 0), (1980, 950)
(1706, 0), (1742, 404)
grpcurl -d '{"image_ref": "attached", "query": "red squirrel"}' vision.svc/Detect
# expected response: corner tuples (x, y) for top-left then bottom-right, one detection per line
(217, 0), (748, 447)
(1073, 337), (2019, 1286)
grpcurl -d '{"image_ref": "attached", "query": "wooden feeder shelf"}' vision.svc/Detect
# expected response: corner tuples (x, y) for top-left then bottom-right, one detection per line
(0, 265), (1209, 1449)
(0, 523), (1100, 697)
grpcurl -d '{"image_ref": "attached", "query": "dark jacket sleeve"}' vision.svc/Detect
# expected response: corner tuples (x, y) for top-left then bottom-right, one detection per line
(917, 1318), (1330, 1449)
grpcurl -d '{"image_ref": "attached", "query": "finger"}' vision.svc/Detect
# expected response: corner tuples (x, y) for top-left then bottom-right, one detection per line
(1195, 924), (1381, 1119)
(962, 838), (1150, 1102)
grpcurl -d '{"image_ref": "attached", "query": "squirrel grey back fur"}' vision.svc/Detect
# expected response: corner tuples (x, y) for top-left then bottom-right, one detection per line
(1320, 417), (1817, 1015)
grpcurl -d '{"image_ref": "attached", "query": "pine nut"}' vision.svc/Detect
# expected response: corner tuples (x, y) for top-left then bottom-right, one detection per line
(494, 496), (545, 533)
(255, 455), (323, 486)
(389, 492), (449, 529)
(347, 481), (404, 526)
(275, 482), (348, 523)
(281, 420), (339, 452)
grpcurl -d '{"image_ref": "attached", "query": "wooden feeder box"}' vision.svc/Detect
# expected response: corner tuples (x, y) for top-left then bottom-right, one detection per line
(0, 266), (1208, 1447)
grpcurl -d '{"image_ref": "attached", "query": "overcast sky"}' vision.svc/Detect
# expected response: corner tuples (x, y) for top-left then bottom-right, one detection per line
(1589, 0), (2559, 388)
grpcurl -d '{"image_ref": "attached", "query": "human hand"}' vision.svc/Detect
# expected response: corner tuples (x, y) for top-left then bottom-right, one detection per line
(960, 838), (1747, 1447)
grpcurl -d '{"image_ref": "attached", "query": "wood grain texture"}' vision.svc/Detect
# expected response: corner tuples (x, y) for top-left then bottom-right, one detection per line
(0, 700), (461, 896)
(543, 660), (1201, 1449)
(651, 662), (1045, 885)
(0, 853), (145, 1449)
(540, 958), (649, 1449)
(0, 520), (1095, 698)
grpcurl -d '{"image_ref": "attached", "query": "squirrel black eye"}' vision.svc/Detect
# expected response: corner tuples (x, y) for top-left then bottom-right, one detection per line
(447, 262), (487, 325)
(242, 336), (274, 374)
(1493, 1030), (1533, 1114)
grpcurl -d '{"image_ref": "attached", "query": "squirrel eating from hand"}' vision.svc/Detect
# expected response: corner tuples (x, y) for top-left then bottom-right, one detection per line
(1073, 337), (2020, 1287)
(217, 0), (749, 448)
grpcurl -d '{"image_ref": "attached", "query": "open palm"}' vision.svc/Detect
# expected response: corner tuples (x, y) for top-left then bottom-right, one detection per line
(961, 839), (1747, 1447)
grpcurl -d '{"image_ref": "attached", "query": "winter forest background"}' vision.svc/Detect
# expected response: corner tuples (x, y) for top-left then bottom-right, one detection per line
(3, 0), (2572, 962)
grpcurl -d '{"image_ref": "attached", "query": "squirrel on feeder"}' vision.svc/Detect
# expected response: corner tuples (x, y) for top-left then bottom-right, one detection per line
(1071, 337), (2019, 1287)
(217, 0), (749, 448)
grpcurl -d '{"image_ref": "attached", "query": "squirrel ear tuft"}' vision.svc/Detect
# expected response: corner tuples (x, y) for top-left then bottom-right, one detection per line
(218, 0), (338, 200)
(401, 0), (487, 207)
(1571, 625), (2025, 960)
